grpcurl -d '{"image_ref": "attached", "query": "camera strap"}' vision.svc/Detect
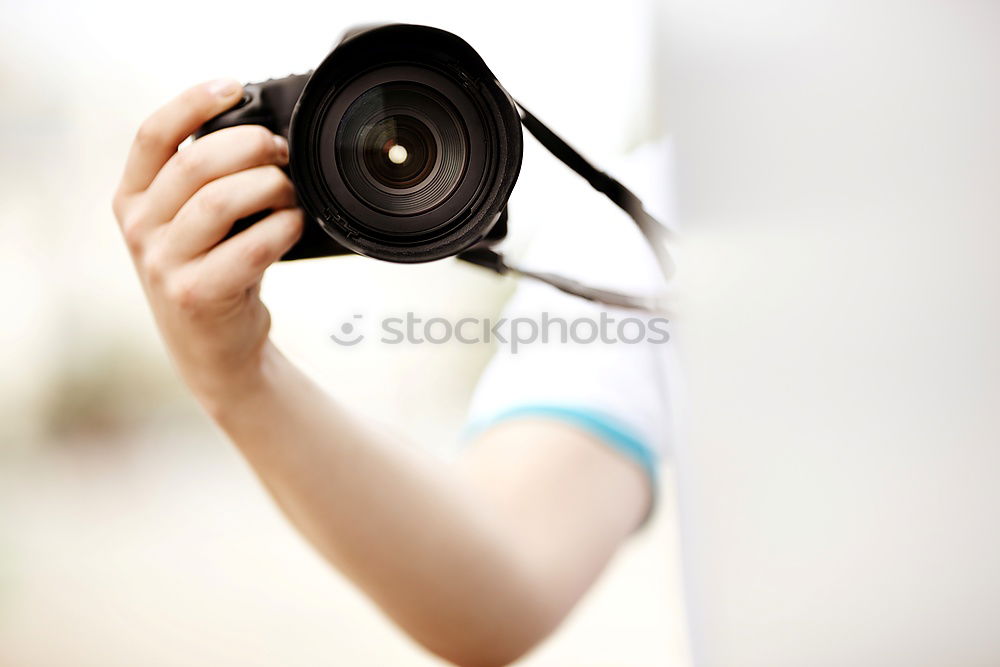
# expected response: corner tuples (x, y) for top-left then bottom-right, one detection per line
(457, 246), (669, 312)
(458, 103), (672, 313)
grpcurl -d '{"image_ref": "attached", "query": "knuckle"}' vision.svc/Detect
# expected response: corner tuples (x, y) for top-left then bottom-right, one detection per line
(120, 211), (148, 251)
(243, 239), (274, 268)
(121, 221), (144, 252)
(196, 185), (228, 217)
(141, 244), (169, 282)
(134, 119), (162, 150)
(165, 275), (202, 311)
(173, 147), (204, 178)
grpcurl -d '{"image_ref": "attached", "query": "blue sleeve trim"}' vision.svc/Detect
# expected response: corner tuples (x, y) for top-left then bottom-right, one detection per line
(463, 404), (659, 494)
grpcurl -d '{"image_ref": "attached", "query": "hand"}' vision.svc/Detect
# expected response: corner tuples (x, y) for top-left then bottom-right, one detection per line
(112, 79), (303, 411)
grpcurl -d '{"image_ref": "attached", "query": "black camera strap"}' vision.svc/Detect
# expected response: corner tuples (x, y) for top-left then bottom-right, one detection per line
(458, 246), (669, 312)
(458, 104), (673, 313)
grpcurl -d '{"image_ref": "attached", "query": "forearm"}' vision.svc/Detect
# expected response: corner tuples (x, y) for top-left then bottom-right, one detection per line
(207, 342), (558, 665)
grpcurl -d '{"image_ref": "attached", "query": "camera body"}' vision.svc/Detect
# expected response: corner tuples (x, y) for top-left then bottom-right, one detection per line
(197, 24), (522, 263)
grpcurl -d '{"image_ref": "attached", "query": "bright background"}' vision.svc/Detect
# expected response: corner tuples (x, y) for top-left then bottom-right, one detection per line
(0, 1), (688, 666)
(5, 1), (1000, 666)
(659, 2), (1000, 665)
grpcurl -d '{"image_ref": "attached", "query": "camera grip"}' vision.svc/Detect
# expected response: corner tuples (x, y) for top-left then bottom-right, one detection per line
(195, 74), (309, 140)
(194, 74), (350, 261)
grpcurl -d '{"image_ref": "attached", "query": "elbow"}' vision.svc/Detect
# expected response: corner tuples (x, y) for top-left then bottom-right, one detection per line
(407, 595), (561, 667)
(429, 634), (545, 667)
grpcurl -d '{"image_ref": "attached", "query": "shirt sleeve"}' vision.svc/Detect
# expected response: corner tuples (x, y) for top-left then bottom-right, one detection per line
(463, 138), (678, 510)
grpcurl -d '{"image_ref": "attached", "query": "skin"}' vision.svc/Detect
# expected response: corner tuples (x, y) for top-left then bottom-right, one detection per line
(112, 78), (651, 667)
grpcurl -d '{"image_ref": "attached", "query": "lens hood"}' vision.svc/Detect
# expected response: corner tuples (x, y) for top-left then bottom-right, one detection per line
(288, 24), (523, 262)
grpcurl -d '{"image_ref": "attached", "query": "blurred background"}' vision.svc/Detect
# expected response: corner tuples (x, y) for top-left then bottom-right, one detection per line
(659, 1), (1000, 665)
(0, 0), (687, 665)
(4, 0), (1000, 665)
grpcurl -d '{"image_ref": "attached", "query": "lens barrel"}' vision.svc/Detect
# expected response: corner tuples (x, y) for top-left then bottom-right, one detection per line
(288, 24), (523, 263)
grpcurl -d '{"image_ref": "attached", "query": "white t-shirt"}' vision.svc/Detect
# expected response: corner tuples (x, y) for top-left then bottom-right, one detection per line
(464, 138), (677, 499)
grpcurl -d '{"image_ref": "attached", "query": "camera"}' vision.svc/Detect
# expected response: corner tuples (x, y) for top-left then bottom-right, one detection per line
(198, 23), (669, 310)
(197, 23), (521, 263)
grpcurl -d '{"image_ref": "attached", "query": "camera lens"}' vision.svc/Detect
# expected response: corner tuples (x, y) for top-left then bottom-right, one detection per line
(288, 25), (523, 262)
(361, 115), (435, 188)
(336, 83), (467, 217)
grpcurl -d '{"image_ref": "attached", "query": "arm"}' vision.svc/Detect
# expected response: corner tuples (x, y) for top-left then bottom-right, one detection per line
(113, 80), (650, 666)
(217, 345), (648, 665)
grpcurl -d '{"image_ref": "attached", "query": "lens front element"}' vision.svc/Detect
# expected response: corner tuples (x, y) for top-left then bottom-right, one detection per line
(336, 82), (468, 218)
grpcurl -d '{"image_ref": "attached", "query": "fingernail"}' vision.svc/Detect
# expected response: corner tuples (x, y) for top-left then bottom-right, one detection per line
(274, 135), (289, 161)
(206, 78), (241, 98)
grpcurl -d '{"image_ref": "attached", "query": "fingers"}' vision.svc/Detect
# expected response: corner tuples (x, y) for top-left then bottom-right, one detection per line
(140, 125), (289, 226)
(165, 165), (297, 262)
(187, 208), (304, 301)
(117, 79), (244, 196)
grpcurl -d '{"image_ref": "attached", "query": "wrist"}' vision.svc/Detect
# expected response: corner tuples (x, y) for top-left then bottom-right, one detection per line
(192, 341), (287, 423)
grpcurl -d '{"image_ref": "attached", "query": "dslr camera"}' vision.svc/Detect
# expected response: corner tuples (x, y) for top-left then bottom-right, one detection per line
(198, 23), (667, 310)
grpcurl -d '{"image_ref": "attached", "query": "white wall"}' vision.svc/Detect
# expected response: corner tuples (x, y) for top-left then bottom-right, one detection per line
(659, 2), (1000, 664)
